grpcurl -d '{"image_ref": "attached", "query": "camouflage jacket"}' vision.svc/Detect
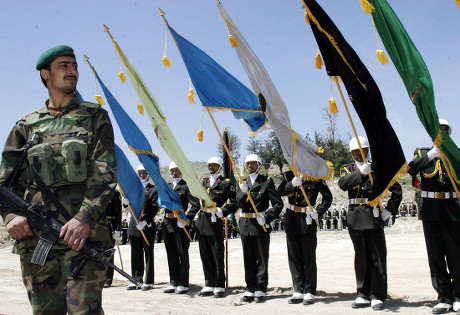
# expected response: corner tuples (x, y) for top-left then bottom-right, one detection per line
(0, 98), (117, 253)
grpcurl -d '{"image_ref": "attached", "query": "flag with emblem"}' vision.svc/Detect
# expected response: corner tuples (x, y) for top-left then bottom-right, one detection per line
(166, 24), (267, 134)
(302, 0), (407, 205)
(217, 1), (329, 180)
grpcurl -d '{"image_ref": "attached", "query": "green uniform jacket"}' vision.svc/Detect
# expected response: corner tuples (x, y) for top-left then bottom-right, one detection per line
(0, 98), (117, 253)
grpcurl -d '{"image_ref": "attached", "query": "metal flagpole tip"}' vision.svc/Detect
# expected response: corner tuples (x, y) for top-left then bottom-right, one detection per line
(158, 8), (165, 16)
(103, 24), (110, 32)
(83, 54), (89, 61)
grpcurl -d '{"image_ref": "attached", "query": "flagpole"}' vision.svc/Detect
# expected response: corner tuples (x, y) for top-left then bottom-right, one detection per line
(205, 107), (268, 232)
(333, 76), (374, 184)
(117, 186), (151, 247)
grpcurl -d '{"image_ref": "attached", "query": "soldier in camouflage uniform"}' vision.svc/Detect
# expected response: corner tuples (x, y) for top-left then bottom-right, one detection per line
(0, 45), (117, 314)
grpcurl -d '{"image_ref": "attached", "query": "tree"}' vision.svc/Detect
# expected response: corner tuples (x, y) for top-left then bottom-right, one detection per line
(314, 107), (353, 176)
(263, 132), (287, 175)
(246, 135), (263, 155)
(217, 128), (241, 165)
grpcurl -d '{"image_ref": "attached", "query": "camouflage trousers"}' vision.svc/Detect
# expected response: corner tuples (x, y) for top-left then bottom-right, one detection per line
(20, 248), (106, 315)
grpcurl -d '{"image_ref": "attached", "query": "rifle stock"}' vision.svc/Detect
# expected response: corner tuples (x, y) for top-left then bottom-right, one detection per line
(0, 184), (140, 286)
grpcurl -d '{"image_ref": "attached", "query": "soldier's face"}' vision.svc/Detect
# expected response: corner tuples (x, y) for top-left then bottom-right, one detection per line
(137, 170), (148, 180)
(351, 148), (369, 162)
(208, 163), (220, 174)
(170, 167), (182, 179)
(42, 56), (78, 94)
(246, 161), (259, 174)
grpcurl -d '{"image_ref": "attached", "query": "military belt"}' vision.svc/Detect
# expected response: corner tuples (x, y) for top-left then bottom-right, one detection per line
(421, 191), (457, 199)
(348, 198), (368, 205)
(201, 208), (216, 213)
(240, 211), (265, 218)
(288, 204), (307, 213)
(165, 213), (176, 219)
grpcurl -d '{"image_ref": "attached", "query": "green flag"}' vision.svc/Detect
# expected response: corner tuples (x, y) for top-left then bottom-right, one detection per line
(368, 0), (460, 190)
(104, 25), (213, 207)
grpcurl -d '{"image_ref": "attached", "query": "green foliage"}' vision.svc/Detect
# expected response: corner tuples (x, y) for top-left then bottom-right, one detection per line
(314, 131), (353, 176)
(217, 128), (241, 165)
(246, 131), (287, 176)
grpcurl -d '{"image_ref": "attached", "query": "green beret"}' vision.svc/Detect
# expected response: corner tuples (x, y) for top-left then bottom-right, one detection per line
(36, 45), (75, 70)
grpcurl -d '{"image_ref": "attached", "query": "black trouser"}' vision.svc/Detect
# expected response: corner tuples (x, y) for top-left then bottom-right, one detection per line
(129, 229), (155, 285)
(105, 245), (115, 284)
(241, 233), (270, 293)
(164, 229), (190, 287)
(286, 232), (317, 294)
(423, 220), (460, 304)
(348, 228), (387, 301)
(198, 232), (225, 288)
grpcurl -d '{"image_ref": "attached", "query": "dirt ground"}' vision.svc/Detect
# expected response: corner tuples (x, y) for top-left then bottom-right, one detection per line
(0, 216), (439, 315)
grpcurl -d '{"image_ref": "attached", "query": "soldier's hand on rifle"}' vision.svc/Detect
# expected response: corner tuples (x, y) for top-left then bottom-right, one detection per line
(5, 215), (33, 240)
(60, 218), (90, 251)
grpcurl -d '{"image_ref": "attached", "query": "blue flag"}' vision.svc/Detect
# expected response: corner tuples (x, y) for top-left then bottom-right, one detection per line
(114, 144), (144, 219)
(168, 25), (266, 133)
(91, 69), (187, 222)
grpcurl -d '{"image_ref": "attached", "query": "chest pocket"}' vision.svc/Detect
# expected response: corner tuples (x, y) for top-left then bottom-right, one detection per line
(27, 142), (55, 186)
(61, 139), (88, 183)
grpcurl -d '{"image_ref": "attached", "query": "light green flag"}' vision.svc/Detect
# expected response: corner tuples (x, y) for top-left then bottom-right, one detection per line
(104, 25), (213, 207)
(368, 0), (460, 190)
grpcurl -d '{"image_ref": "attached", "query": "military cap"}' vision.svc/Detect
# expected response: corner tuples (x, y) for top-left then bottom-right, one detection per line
(36, 45), (75, 70)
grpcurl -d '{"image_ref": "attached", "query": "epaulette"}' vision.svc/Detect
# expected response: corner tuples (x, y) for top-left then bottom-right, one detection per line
(413, 147), (431, 159)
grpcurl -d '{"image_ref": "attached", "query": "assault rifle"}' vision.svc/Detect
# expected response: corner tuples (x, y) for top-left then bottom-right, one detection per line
(0, 184), (140, 286)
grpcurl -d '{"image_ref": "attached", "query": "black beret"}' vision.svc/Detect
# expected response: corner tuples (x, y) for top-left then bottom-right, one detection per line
(36, 45), (75, 70)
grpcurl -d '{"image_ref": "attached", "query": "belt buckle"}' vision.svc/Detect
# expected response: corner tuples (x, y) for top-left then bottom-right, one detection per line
(434, 192), (444, 199)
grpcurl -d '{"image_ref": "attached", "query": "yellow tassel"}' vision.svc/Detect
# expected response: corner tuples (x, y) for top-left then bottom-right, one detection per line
(376, 49), (389, 65)
(456, 0), (460, 9)
(228, 34), (239, 47)
(118, 71), (127, 83)
(187, 88), (195, 105)
(95, 95), (105, 105)
(360, 0), (375, 14)
(137, 104), (144, 115)
(197, 129), (203, 142)
(317, 146), (324, 154)
(304, 11), (310, 24)
(162, 56), (172, 68)
(329, 98), (338, 114)
(315, 53), (323, 69)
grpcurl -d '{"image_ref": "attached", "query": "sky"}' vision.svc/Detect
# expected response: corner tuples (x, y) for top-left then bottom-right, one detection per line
(0, 0), (458, 170)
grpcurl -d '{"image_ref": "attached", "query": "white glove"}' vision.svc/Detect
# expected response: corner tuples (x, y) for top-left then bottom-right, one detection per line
(122, 197), (130, 206)
(310, 210), (319, 220)
(381, 208), (392, 221)
(372, 206), (379, 218)
(291, 176), (302, 187)
(211, 210), (217, 223)
(357, 162), (372, 175)
(216, 207), (224, 218)
(305, 214), (312, 225)
(177, 220), (186, 229)
(136, 220), (147, 230)
(256, 214), (266, 226)
(112, 230), (121, 240)
(427, 147), (441, 161)
(240, 182), (249, 193)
